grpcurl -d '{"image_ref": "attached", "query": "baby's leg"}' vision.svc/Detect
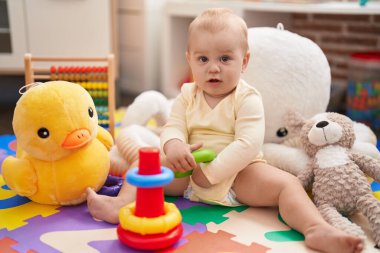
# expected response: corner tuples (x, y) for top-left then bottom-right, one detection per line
(164, 177), (190, 196)
(87, 125), (154, 223)
(87, 157), (139, 224)
(233, 162), (363, 253)
(86, 155), (185, 223)
(86, 182), (136, 224)
(161, 156), (190, 196)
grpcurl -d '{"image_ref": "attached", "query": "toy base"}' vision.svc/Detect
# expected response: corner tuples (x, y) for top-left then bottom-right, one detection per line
(117, 224), (183, 250)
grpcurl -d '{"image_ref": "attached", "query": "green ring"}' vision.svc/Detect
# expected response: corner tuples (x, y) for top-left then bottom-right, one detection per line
(174, 149), (216, 178)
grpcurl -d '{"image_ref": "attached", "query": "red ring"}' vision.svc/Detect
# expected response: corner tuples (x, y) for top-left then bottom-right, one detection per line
(117, 223), (183, 250)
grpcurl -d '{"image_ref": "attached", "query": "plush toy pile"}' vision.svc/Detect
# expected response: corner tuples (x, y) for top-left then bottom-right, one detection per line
(110, 25), (379, 177)
(2, 81), (113, 205)
(287, 111), (380, 246)
(242, 25), (379, 175)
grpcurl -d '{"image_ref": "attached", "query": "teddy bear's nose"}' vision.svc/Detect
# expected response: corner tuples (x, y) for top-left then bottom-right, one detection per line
(316, 121), (329, 128)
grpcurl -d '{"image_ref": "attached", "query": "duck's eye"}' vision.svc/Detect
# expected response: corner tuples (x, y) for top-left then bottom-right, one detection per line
(88, 107), (94, 118)
(276, 127), (288, 137)
(37, 128), (49, 138)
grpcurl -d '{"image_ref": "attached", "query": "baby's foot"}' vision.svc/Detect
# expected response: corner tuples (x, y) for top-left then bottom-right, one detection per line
(304, 224), (363, 253)
(86, 188), (133, 224)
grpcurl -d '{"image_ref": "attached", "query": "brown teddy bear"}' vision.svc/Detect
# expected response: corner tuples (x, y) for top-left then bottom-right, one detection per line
(287, 111), (380, 246)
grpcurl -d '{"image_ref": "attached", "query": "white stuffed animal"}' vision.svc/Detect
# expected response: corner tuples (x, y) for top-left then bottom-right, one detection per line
(111, 25), (379, 176)
(109, 91), (172, 176)
(241, 25), (379, 175)
(121, 90), (173, 129)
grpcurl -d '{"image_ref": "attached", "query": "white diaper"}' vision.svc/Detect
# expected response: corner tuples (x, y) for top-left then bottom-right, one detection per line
(183, 183), (243, 207)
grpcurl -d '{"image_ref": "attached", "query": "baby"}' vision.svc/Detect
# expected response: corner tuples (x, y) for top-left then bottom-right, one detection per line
(88, 8), (363, 253)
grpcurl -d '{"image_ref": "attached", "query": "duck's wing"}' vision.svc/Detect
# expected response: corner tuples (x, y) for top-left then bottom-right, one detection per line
(97, 125), (114, 151)
(2, 156), (37, 196)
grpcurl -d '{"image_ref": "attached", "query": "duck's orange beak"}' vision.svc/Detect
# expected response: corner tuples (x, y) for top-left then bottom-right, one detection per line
(61, 128), (91, 149)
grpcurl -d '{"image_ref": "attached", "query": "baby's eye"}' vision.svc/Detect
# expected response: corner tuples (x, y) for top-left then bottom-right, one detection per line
(198, 56), (208, 63)
(220, 56), (230, 63)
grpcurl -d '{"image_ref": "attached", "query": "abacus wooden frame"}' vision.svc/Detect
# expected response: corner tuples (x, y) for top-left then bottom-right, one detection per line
(24, 53), (116, 137)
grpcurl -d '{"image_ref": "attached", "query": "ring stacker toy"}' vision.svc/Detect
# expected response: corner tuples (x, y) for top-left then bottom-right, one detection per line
(117, 147), (183, 250)
(174, 149), (216, 178)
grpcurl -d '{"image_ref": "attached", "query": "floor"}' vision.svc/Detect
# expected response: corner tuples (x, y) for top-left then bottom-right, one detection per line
(0, 132), (379, 252)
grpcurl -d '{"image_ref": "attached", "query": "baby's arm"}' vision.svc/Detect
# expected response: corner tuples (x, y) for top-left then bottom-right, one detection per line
(200, 92), (265, 185)
(161, 85), (202, 174)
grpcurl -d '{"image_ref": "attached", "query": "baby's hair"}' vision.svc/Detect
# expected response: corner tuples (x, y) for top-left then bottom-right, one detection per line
(188, 8), (248, 53)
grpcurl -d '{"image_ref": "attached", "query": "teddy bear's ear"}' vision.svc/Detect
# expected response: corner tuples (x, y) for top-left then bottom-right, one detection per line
(285, 111), (306, 133)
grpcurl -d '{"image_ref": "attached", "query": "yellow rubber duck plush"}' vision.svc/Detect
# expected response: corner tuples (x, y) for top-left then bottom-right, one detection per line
(2, 81), (113, 205)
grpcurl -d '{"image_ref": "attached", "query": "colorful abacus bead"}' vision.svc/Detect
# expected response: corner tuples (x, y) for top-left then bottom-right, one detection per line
(50, 66), (57, 80)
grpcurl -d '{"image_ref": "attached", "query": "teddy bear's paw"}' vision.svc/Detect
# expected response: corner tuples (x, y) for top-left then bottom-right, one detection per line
(336, 223), (366, 244)
(319, 205), (366, 239)
(372, 228), (380, 249)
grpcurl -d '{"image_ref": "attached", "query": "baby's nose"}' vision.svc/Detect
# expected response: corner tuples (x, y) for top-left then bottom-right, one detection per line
(209, 63), (221, 72)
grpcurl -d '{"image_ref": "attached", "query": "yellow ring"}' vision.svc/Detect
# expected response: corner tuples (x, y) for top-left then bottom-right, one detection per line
(119, 202), (182, 235)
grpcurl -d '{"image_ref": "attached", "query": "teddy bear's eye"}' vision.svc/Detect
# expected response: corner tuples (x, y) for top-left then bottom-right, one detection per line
(37, 128), (50, 138)
(88, 107), (94, 118)
(276, 127), (288, 137)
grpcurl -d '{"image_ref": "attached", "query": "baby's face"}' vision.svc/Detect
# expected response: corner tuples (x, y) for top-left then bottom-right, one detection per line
(187, 27), (249, 99)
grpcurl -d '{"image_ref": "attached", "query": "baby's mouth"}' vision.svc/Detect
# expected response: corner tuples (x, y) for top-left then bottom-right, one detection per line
(208, 78), (221, 83)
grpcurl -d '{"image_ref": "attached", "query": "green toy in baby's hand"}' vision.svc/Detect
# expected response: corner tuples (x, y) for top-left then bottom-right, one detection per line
(174, 149), (216, 178)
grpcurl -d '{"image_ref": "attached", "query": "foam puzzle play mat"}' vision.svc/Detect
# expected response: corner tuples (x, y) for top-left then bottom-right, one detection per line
(1, 133), (380, 253)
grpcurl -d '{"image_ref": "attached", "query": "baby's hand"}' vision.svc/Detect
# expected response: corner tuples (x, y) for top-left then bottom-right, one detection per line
(164, 139), (202, 173)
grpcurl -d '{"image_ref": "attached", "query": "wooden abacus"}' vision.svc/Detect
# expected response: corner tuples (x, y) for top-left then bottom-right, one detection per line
(24, 53), (116, 137)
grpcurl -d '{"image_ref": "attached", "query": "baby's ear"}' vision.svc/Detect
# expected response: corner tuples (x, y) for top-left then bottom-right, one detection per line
(285, 111), (306, 133)
(241, 51), (251, 73)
